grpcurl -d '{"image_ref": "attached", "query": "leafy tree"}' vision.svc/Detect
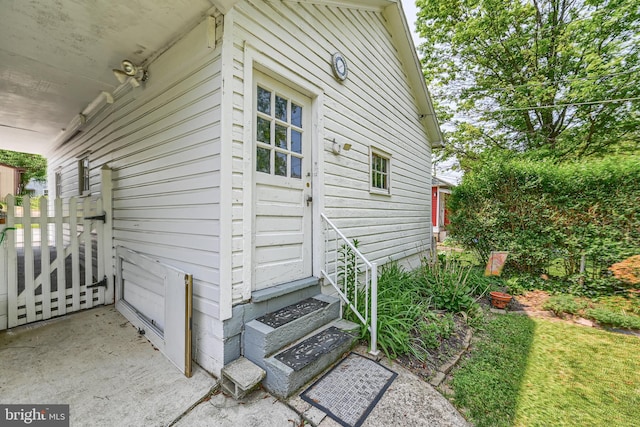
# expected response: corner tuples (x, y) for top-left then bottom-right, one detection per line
(0, 150), (47, 195)
(416, 0), (640, 166)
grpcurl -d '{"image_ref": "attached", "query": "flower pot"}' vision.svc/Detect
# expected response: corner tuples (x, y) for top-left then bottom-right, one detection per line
(489, 291), (512, 309)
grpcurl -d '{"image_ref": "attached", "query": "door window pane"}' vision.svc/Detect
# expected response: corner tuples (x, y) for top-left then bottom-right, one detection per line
(291, 130), (302, 154)
(291, 157), (302, 179)
(257, 147), (270, 173)
(257, 117), (271, 144)
(275, 124), (287, 149)
(257, 87), (271, 114)
(291, 103), (302, 127)
(275, 95), (287, 122)
(275, 152), (287, 176)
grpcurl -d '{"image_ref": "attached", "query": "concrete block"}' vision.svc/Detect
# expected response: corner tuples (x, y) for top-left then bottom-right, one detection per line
(223, 334), (241, 364)
(220, 357), (266, 400)
(252, 277), (319, 302)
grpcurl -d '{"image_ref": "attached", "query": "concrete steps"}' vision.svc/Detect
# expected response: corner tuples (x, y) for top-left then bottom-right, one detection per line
(243, 293), (358, 398)
(263, 320), (358, 398)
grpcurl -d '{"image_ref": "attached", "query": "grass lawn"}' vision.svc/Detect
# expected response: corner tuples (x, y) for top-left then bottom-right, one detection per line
(451, 314), (640, 427)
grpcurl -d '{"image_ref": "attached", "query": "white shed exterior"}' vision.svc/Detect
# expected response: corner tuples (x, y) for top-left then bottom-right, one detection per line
(46, 0), (442, 377)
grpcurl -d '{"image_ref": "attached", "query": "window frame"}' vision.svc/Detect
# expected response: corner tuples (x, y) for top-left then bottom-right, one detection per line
(254, 83), (305, 180)
(54, 169), (62, 199)
(78, 157), (90, 196)
(370, 146), (392, 195)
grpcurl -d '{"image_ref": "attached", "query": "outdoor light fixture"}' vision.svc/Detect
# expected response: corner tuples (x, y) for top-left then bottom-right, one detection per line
(332, 139), (352, 155)
(54, 91), (114, 147)
(112, 59), (148, 86)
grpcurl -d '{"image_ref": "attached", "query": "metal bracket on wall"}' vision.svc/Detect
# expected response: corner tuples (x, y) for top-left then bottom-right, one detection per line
(84, 213), (106, 222)
(87, 276), (108, 288)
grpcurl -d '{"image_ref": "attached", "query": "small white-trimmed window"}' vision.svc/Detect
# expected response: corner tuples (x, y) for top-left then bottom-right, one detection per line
(55, 169), (62, 198)
(78, 157), (90, 195)
(370, 147), (391, 194)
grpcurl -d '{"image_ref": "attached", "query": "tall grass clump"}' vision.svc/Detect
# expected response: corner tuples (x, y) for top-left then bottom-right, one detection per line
(342, 247), (492, 361)
(373, 262), (425, 359)
(416, 256), (491, 316)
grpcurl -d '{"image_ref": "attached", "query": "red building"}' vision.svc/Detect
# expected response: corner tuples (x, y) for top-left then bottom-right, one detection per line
(432, 177), (453, 241)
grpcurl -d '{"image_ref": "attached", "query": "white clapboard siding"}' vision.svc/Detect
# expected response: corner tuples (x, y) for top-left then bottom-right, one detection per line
(230, 1), (432, 301)
(47, 18), (226, 375)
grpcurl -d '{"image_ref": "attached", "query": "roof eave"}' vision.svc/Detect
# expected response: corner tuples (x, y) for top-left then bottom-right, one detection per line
(383, 2), (444, 149)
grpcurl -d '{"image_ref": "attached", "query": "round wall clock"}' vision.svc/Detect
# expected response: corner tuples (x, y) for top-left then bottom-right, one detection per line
(331, 52), (348, 81)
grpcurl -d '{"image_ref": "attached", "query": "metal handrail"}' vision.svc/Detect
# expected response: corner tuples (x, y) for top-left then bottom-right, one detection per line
(320, 213), (378, 356)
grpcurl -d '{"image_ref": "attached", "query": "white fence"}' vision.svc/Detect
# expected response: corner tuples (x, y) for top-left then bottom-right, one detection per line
(0, 190), (112, 330)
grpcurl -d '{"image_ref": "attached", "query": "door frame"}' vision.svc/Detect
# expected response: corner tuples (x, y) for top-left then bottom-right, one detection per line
(241, 42), (325, 301)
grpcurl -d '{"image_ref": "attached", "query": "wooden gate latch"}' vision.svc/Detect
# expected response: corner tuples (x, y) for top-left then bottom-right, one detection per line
(87, 276), (108, 288)
(84, 213), (106, 222)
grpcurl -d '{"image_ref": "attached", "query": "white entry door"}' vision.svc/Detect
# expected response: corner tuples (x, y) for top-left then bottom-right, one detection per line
(253, 74), (312, 290)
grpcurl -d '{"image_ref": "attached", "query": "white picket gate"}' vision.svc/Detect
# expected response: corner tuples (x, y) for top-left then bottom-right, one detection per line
(0, 187), (112, 330)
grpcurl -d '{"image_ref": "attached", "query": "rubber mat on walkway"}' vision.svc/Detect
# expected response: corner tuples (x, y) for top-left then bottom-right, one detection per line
(301, 352), (397, 427)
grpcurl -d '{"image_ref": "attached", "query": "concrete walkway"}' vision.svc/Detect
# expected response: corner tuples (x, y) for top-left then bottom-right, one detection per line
(0, 306), (468, 426)
(287, 345), (469, 427)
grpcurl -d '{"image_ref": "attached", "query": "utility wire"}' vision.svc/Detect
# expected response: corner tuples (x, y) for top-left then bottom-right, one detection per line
(500, 96), (640, 111)
(448, 68), (640, 94)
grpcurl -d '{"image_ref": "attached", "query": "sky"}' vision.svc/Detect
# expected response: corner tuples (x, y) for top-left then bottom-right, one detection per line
(401, 0), (463, 184)
(401, 0), (422, 47)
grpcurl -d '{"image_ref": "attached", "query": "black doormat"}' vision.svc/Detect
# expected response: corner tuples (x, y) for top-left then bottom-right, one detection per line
(301, 352), (397, 427)
(275, 326), (353, 371)
(256, 297), (328, 328)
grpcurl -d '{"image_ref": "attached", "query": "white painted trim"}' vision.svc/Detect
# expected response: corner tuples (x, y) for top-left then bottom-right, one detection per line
(369, 145), (392, 196)
(101, 165), (115, 304)
(311, 93), (325, 281)
(288, 0), (392, 11)
(241, 42), (254, 302)
(241, 42), (326, 300)
(219, 10), (235, 321)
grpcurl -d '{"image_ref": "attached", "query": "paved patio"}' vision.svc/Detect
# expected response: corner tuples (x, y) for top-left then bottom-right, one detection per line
(0, 306), (297, 426)
(0, 305), (468, 427)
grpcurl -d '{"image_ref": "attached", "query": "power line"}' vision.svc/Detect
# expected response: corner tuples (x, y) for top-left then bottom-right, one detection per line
(450, 68), (640, 94)
(500, 96), (640, 111)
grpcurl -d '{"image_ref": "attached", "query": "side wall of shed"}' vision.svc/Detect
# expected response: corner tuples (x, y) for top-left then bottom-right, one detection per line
(228, 1), (433, 303)
(47, 18), (227, 375)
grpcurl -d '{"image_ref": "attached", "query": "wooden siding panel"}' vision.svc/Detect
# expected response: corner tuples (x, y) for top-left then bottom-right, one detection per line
(47, 19), (225, 375)
(231, 1), (432, 278)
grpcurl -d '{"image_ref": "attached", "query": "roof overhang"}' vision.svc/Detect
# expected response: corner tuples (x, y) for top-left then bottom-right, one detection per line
(382, 2), (444, 148)
(0, 0), (443, 155)
(0, 0), (216, 155)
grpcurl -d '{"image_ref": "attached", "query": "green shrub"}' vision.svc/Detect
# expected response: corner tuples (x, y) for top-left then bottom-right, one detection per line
(417, 256), (489, 315)
(344, 262), (426, 360)
(543, 295), (588, 316)
(448, 155), (640, 277)
(585, 308), (640, 330)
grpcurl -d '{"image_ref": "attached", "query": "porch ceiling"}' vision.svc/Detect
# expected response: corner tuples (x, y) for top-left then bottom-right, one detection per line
(0, 0), (214, 155)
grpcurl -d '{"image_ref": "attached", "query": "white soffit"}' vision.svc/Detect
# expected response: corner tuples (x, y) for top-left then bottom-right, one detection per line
(0, 0), (213, 154)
